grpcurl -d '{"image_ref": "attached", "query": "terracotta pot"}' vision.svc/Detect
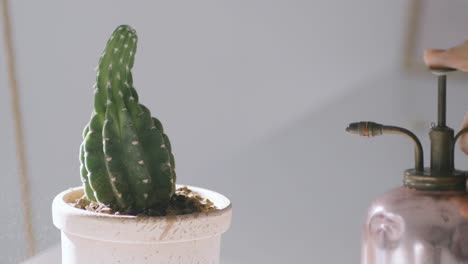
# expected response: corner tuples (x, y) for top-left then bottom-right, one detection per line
(52, 185), (232, 264)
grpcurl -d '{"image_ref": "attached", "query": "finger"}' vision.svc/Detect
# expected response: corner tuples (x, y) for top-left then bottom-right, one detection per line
(424, 49), (452, 68)
(460, 112), (468, 155)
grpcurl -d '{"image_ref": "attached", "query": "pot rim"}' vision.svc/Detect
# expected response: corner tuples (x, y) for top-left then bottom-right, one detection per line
(52, 184), (232, 243)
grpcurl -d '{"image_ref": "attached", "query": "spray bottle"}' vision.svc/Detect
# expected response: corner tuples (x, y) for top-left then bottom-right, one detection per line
(347, 68), (468, 263)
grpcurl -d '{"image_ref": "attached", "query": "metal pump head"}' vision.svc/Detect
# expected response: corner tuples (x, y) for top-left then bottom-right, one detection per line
(430, 68), (455, 176)
(346, 67), (468, 191)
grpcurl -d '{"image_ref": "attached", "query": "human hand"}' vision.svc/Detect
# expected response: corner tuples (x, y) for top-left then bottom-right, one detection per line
(460, 113), (468, 155)
(424, 41), (468, 72)
(424, 41), (468, 155)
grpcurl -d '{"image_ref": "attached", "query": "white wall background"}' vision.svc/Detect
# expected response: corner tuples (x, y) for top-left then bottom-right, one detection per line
(1, 0), (468, 263)
(0, 10), (27, 262)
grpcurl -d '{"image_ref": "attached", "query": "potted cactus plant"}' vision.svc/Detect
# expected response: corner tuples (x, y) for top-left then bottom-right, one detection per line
(52, 25), (232, 264)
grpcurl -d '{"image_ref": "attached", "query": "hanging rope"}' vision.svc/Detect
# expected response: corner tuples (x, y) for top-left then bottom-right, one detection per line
(1, 0), (36, 257)
(402, 0), (423, 70)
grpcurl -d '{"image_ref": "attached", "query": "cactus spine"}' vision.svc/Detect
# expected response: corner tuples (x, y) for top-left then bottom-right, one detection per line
(80, 25), (176, 214)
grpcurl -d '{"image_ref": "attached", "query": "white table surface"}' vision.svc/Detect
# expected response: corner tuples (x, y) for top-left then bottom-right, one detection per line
(21, 245), (61, 264)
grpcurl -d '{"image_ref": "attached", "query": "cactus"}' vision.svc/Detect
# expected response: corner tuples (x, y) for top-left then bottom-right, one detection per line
(79, 25), (176, 214)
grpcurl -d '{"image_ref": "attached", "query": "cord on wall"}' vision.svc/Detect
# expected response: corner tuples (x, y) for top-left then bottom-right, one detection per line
(1, 0), (36, 258)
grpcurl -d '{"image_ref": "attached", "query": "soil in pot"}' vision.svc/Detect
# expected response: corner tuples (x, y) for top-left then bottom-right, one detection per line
(72, 186), (216, 216)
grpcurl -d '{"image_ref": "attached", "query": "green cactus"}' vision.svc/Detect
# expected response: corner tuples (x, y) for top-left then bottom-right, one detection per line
(79, 25), (176, 214)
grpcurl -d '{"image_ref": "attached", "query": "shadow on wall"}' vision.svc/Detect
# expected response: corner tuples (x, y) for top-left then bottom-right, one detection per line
(204, 72), (429, 263)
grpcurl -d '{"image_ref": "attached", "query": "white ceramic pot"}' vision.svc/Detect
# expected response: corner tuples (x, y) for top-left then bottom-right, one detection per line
(52, 185), (232, 264)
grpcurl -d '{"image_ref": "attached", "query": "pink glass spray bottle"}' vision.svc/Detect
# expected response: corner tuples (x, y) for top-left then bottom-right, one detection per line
(347, 68), (468, 264)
